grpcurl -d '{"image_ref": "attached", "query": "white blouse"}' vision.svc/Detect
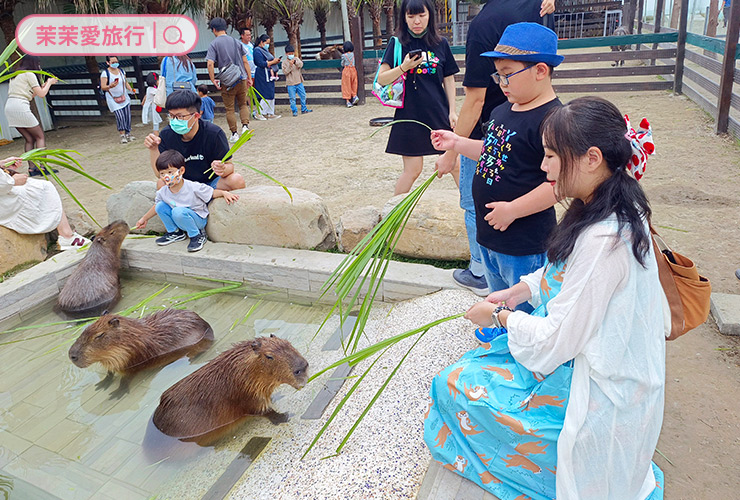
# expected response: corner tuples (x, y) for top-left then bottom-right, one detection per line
(0, 170), (63, 234)
(507, 217), (667, 500)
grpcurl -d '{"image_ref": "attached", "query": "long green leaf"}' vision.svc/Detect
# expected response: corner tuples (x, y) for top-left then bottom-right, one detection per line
(334, 329), (427, 454)
(233, 161), (293, 202)
(369, 119), (433, 138)
(301, 350), (389, 460)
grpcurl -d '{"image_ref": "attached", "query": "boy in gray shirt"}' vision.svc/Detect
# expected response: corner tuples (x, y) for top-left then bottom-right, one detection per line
(136, 150), (239, 252)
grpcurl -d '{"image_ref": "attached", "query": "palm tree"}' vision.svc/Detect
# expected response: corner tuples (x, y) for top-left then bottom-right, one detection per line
(270, 0), (307, 58)
(202, 0), (258, 30)
(309, 0), (332, 48)
(366, 0), (384, 49)
(382, 0), (395, 43)
(255, 1), (280, 55)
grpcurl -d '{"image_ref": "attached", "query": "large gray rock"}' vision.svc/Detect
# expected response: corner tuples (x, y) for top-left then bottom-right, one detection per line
(67, 207), (98, 237)
(207, 185), (337, 250)
(382, 190), (469, 261)
(0, 226), (47, 274)
(338, 206), (381, 252)
(106, 181), (166, 234)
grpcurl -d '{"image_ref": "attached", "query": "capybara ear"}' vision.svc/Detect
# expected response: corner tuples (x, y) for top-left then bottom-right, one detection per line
(250, 339), (261, 351)
(270, 334), (276, 338)
(102, 310), (109, 316)
(108, 317), (119, 327)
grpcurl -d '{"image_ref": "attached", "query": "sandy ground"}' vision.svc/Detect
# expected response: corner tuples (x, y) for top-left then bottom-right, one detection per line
(2, 89), (740, 498)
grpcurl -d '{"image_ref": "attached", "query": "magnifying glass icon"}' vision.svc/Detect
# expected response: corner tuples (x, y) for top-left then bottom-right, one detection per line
(163, 25), (186, 45)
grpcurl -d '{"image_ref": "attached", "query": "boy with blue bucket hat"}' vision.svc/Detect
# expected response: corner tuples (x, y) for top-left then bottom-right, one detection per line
(431, 22), (563, 311)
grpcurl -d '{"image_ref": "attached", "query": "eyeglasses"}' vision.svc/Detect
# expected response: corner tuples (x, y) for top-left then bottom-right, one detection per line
(491, 64), (536, 85)
(168, 112), (196, 121)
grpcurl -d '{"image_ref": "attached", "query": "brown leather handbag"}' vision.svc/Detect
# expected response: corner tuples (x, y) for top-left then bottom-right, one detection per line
(651, 225), (711, 340)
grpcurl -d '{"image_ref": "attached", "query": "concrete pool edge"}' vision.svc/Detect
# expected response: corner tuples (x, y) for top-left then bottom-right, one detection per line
(0, 239), (459, 329)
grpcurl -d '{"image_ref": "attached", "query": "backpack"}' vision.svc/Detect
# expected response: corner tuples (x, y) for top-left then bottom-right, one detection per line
(97, 67), (126, 100)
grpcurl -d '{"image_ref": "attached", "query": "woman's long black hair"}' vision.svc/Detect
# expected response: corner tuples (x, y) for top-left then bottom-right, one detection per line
(396, 0), (442, 47)
(542, 96), (652, 267)
(18, 54), (41, 71)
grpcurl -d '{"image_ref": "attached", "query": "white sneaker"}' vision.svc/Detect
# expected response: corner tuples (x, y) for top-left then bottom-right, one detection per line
(253, 114), (267, 121)
(59, 232), (91, 250)
(241, 124), (249, 134)
(230, 132), (239, 143)
(266, 114), (281, 120)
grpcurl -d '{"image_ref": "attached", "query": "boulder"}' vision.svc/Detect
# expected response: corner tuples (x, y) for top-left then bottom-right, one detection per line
(338, 206), (381, 252)
(0, 226), (47, 274)
(207, 185), (337, 250)
(67, 207), (98, 237)
(106, 181), (166, 234)
(382, 190), (469, 261)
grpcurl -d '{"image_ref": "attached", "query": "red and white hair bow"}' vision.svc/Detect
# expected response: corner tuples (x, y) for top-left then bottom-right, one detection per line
(624, 115), (654, 181)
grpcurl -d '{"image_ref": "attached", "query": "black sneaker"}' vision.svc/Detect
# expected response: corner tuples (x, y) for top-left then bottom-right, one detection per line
(187, 232), (207, 252)
(156, 230), (186, 246)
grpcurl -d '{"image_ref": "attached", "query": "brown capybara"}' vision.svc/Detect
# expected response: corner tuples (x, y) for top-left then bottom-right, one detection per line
(57, 220), (129, 317)
(315, 43), (343, 60)
(69, 309), (214, 398)
(152, 335), (308, 442)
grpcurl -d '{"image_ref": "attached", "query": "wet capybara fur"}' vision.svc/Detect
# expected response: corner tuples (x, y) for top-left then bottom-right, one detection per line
(57, 220), (129, 317)
(69, 309), (214, 373)
(152, 335), (309, 441)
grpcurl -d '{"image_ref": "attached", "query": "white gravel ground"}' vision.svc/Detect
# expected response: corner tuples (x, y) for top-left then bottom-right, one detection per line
(230, 289), (481, 500)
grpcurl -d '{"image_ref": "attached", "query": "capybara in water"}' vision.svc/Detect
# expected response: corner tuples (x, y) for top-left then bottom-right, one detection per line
(69, 309), (214, 398)
(152, 335), (308, 443)
(57, 220), (129, 317)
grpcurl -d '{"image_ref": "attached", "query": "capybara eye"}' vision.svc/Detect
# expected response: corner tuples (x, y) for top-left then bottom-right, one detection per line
(264, 354), (274, 360)
(95, 332), (105, 340)
(293, 368), (303, 376)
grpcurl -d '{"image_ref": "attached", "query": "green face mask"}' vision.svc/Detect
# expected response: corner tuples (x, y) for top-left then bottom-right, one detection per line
(169, 117), (192, 135)
(407, 27), (428, 39)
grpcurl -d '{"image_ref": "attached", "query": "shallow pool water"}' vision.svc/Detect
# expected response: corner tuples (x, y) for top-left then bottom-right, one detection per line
(0, 277), (332, 500)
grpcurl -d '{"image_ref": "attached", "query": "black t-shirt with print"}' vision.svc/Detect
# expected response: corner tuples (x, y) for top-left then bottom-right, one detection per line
(381, 36), (459, 156)
(463, 0), (554, 140)
(159, 119), (230, 185)
(473, 98), (561, 256)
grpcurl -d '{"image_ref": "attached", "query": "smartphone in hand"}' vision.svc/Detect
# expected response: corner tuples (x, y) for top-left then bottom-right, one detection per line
(409, 49), (423, 60)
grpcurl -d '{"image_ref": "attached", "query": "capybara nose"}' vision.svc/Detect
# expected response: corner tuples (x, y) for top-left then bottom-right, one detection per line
(69, 352), (78, 362)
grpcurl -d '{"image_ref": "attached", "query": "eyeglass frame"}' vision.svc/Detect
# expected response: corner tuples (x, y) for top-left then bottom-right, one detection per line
(168, 111), (198, 121)
(491, 64), (537, 86)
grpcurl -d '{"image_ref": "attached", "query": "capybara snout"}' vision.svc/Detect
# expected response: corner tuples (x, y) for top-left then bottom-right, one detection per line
(290, 356), (309, 389)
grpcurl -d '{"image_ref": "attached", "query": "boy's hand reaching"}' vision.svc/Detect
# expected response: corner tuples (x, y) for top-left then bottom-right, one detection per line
(144, 132), (161, 150)
(430, 130), (458, 152)
(135, 218), (147, 229)
(484, 201), (517, 231)
(222, 191), (240, 205)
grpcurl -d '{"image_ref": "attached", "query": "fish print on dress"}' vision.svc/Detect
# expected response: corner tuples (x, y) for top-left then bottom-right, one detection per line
(423, 260), (666, 500)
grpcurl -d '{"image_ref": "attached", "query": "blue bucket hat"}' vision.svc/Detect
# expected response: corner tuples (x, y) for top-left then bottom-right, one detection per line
(481, 22), (564, 67)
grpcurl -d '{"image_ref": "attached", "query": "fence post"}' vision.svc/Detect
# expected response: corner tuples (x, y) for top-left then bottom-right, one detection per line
(651, 0), (666, 65)
(637, 0), (645, 50)
(131, 56), (145, 100)
(716, 0), (740, 134)
(673, 0), (689, 94)
(350, 16), (366, 105)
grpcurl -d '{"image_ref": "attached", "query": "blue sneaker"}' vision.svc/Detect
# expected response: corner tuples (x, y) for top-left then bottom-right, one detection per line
(292, 111), (298, 117)
(301, 109), (313, 114)
(452, 268), (489, 296)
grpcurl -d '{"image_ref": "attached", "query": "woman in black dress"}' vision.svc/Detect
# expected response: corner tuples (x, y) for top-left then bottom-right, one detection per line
(376, 0), (459, 195)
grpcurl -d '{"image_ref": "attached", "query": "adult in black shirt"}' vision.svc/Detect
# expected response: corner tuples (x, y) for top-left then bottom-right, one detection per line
(144, 90), (245, 191)
(376, 0), (459, 195)
(434, 0), (554, 295)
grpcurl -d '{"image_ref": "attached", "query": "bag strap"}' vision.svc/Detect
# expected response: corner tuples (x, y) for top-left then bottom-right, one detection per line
(650, 223), (685, 339)
(374, 37), (400, 87)
(393, 36), (402, 67)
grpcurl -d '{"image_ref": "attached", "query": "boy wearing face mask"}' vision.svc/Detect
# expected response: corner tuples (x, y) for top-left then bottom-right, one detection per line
(281, 44), (312, 117)
(144, 90), (246, 192)
(136, 150), (239, 252)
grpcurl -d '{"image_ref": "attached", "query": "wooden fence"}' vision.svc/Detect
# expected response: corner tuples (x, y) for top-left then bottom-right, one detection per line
(42, 24), (739, 141)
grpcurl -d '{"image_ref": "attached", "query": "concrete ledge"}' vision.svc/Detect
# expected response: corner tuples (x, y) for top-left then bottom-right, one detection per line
(0, 239), (460, 329)
(710, 292), (740, 336)
(0, 249), (87, 329)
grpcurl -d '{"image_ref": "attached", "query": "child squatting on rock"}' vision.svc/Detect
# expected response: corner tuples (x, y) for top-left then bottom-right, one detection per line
(136, 149), (239, 252)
